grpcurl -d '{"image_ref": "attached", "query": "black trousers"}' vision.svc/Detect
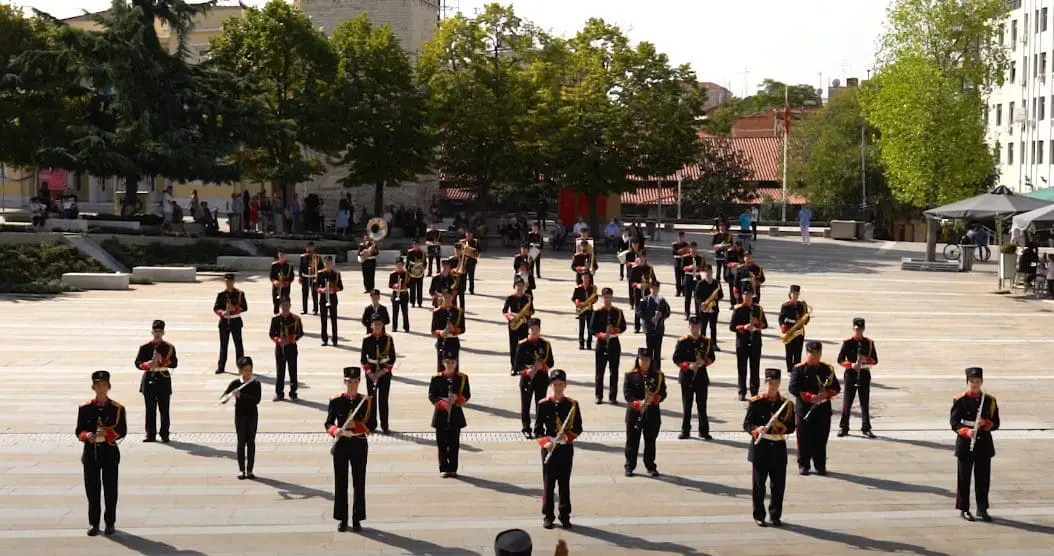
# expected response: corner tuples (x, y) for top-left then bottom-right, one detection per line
(680, 370), (710, 434)
(840, 369), (872, 432)
(683, 278), (696, 315)
(332, 438), (368, 523)
(625, 417), (660, 472)
(533, 255), (541, 277)
(673, 260), (684, 295)
(466, 260), (477, 293)
(235, 410), (258, 472)
(541, 446), (573, 520)
(784, 335), (804, 372)
(362, 259), (376, 292)
(700, 310), (719, 343)
(520, 374), (548, 434)
(646, 332), (663, 369)
(796, 413), (831, 471)
(83, 458), (118, 527)
(409, 277), (424, 307)
(427, 248), (441, 275)
(577, 311), (593, 347)
(956, 455), (992, 512)
(391, 294), (409, 331)
(726, 277), (737, 309)
(594, 342), (620, 401)
(275, 344), (298, 397)
(630, 289), (642, 331)
(619, 261), (625, 280)
(271, 285), (290, 314)
(436, 428), (461, 472)
(752, 457), (786, 521)
(508, 328), (527, 372)
(217, 321), (245, 372)
(301, 278), (319, 313)
(736, 343), (762, 396)
(143, 392), (170, 439)
(320, 298), (339, 344)
(366, 372), (392, 430)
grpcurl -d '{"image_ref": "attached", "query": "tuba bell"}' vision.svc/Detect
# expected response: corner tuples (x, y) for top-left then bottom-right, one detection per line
(367, 218), (389, 241)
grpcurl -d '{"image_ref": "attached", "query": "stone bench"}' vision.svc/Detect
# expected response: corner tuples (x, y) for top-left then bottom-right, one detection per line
(347, 249), (401, 265)
(768, 227), (780, 237)
(61, 272), (129, 290)
(132, 266), (197, 283)
(900, 258), (961, 272)
(216, 256), (275, 271)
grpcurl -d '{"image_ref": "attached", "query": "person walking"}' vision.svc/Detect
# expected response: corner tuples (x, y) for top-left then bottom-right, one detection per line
(798, 205), (812, 245)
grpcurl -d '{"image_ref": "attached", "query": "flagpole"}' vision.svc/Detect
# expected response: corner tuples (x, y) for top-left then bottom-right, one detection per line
(781, 86), (789, 222)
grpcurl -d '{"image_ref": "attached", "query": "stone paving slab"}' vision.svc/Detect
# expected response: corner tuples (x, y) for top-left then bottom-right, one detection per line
(1, 235), (1052, 554)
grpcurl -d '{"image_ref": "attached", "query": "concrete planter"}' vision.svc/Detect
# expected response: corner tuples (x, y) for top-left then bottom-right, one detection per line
(999, 252), (1016, 281)
(132, 266), (197, 283)
(61, 272), (130, 290)
(216, 256), (274, 271)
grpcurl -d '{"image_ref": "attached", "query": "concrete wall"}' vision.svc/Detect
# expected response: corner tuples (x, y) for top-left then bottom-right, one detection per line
(298, 0), (440, 55)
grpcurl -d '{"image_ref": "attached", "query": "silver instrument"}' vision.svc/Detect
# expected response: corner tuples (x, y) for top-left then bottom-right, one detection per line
(753, 400), (790, 446)
(528, 246), (541, 260)
(218, 377), (257, 405)
(330, 395), (370, 455)
(543, 404), (577, 464)
(616, 249), (631, 265)
(970, 392), (986, 453)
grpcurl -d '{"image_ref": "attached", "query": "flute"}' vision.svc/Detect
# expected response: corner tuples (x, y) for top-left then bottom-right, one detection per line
(330, 395), (370, 455)
(218, 377), (257, 405)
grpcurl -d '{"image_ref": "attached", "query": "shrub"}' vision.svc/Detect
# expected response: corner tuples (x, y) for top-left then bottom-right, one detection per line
(100, 239), (250, 268)
(0, 242), (109, 292)
(1000, 242), (1017, 254)
(255, 242), (349, 263)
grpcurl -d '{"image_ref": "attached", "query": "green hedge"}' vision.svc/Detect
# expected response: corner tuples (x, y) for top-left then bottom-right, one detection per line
(254, 242), (349, 263)
(82, 214), (164, 225)
(100, 239), (250, 268)
(0, 242), (109, 292)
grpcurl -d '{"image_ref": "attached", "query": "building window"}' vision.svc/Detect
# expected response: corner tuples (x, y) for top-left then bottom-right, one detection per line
(995, 143), (1001, 165)
(1021, 141), (1026, 164)
(1009, 142), (1015, 165)
(1012, 19), (1018, 50)
(1036, 9), (1040, 33)
(1034, 54), (1038, 77)
(1010, 101), (1016, 123)
(997, 103), (1003, 125)
(1044, 8), (1049, 32)
(1041, 97), (1046, 120)
(1031, 140), (1036, 163)
(1032, 97), (1037, 119)
(1043, 53), (1049, 76)
(1011, 61), (1017, 83)
(1024, 56), (1029, 83)
(1040, 141), (1045, 164)
(999, 24), (1006, 45)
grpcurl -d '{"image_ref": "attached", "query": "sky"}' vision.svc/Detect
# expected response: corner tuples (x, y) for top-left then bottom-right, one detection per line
(4, 0), (892, 98)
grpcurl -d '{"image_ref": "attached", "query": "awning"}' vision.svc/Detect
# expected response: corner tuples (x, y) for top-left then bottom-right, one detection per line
(924, 185), (1052, 220)
(441, 187), (476, 201)
(621, 188), (677, 206)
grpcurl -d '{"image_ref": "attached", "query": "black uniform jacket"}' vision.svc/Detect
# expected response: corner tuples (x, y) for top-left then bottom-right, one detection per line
(135, 340), (178, 395)
(836, 337), (878, 369)
(429, 371), (471, 429)
(671, 334), (715, 385)
(270, 261), (294, 286)
(516, 336), (555, 375)
(788, 362), (841, 419)
(743, 393), (796, 464)
(223, 378), (262, 414)
(729, 303), (767, 348)
(535, 397), (583, 446)
(361, 304), (391, 329)
(326, 392), (377, 440)
(360, 333), (397, 370)
(623, 367), (668, 425)
(269, 313), (305, 344)
(76, 398), (127, 464)
(950, 392), (1000, 458)
(590, 307), (627, 348)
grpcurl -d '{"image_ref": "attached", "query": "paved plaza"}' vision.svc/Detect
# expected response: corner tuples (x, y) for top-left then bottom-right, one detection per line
(1, 234), (1053, 555)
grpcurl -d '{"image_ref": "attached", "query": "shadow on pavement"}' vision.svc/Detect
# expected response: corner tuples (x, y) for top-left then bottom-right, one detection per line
(106, 532), (207, 555)
(358, 529), (481, 555)
(781, 522), (949, 556)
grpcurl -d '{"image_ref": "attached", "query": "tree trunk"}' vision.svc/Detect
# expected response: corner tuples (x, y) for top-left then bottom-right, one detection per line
(374, 181), (384, 218)
(121, 176), (139, 217)
(588, 192), (600, 241)
(925, 218), (937, 262)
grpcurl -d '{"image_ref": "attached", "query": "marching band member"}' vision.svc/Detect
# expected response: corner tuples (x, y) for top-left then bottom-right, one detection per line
(778, 285), (808, 371)
(951, 367), (1000, 522)
(135, 320), (177, 443)
(571, 240), (598, 285)
(789, 341), (840, 476)
(389, 258), (411, 332)
(628, 249), (656, 333)
(299, 242), (323, 315)
(516, 258), (537, 302)
(837, 318), (879, 438)
(680, 242), (704, 318)
(317, 256), (344, 347)
(503, 278), (533, 375)
(693, 264), (723, 346)
(623, 238), (641, 296)
(269, 251), (294, 314)
(429, 351), (471, 478)
(428, 259), (456, 308)
(527, 223), (544, 277)
(571, 272), (597, 350)
(711, 223), (733, 306)
(431, 289), (465, 369)
(723, 240), (745, 309)
(406, 238), (426, 307)
(221, 356), (261, 479)
(513, 244), (534, 279)
(269, 297), (304, 401)
(448, 244), (467, 309)
(77, 370), (126, 536)
(213, 273), (247, 374)
(744, 368), (795, 527)
(460, 230), (481, 295)
(638, 281), (671, 369)
(361, 314), (397, 434)
(624, 348), (666, 477)
(425, 222), (442, 276)
(732, 251), (765, 303)
(516, 318), (555, 438)
(672, 316), (715, 440)
(326, 366), (376, 532)
(591, 288), (627, 404)
(616, 228), (632, 281)
(361, 289), (390, 333)
(358, 232), (378, 293)
(730, 280), (767, 400)
(535, 369), (582, 530)
(671, 231), (689, 297)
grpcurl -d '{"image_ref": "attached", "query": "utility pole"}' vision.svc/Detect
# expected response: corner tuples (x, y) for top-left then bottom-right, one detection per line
(737, 67), (750, 97)
(861, 68), (871, 220)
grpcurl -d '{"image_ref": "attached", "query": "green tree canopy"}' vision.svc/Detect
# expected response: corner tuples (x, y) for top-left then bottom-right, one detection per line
(330, 14), (431, 216)
(703, 78), (820, 134)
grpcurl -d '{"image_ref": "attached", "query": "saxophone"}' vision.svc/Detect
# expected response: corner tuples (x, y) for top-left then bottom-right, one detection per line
(510, 299), (532, 330)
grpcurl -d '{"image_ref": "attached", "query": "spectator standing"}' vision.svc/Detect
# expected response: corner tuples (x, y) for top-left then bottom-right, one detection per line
(230, 193), (242, 233)
(260, 194), (272, 233)
(161, 186), (174, 233)
(249, 195), (260, 233)
(572, 216), (588, 237)
(188, 190), (201, 221)
(738, 208), (752, 238)
(291, 193), (302, 233)
(750, 205), (760, 241)
(798, 205), (812, 246)
(604, 218), (619, 251)
(242, 190), (251, 231)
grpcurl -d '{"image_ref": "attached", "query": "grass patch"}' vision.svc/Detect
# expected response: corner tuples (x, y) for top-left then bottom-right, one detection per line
(0, 242), (108, 293)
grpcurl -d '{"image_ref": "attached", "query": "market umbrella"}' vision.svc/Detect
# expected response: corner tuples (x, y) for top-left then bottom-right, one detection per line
(1012, 203), (1054, 231)
(924, 185), (1054, 220)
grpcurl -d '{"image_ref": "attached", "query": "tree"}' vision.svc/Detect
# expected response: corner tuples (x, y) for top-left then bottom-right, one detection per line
(787, 88), (888, 220)
(418, 4), (538, 214)
(208, 0), (336, 209)
(330, 15), (431, 216)
(703, 79), (820, 134)
(680, 137), (755, 218)
(861, 0), (1007, 207)
(18, 0), (250, 215)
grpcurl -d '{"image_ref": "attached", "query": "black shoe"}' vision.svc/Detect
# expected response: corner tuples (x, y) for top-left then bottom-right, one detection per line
(978, 510), (992, 522)
(755, 519), (766, 527)
(863, 430), (876, 439)
(700, 433), (713, 440)
(510, 370), (519, 376)
(301, 311), (308, 315)
(586, 343), (592, 350)
(332, 341), (339, 347)
(214, 369), (225, 374)
(103, 525), (115, 536)
(648, 469), (660, 477)
(143, 437), (156, 443)
(160, 436), (170, 443)
(543, 518), (554, 529)
(738, 393), (746, 402)
(837, 430), (849, 437)
(321, 341), (328, 346)
(625, 469), (634, 477)
(87, 526), (100, 537)
(522, 430), (533, 439)
(579, 344), (585, 350)
(273, 395), (284, 402)
(815, 468), (827, 476)
(381, 428), (390, 435)
(338, 520), (348, 532)
(289, 393), (298, 401)
(238, 472), (247, 480)
(798, 467), (810, 476)
(770, 518), (782, 527)
(595, 398), (603, 405)
(634, 329), (641, 334)
(352, 520), (362, 532)
(678, 432), (690, 440)
(714, 345), (721, 352)
(960, 510), (975, 522)
(441, 472), (450, 478)
(247, 472), (255, 480)
(313, 311), (318, 315)
(609, 399), (618, 405)
(448, 472), (457, 478)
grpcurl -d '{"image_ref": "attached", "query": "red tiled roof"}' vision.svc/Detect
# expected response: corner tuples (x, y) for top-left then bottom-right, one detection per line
(735, 187), (807, 206)
(441, 187), (476, 201)
(621, 188), (677, 206)
(730, 136), (782, 182)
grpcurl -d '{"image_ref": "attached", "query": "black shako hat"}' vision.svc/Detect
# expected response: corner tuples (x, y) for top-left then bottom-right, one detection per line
(764, 368), (781, 381)
(965, 367), (983, 380)
(343, 367), (361, 381)
(494, 528), (532, 556)
(91, 370), (110, 383)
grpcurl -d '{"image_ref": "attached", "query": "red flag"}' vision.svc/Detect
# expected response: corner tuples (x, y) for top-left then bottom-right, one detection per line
(783, 86), (791, 134)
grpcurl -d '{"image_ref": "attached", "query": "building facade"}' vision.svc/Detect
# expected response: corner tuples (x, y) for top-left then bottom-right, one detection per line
(296, 0), (440, 56)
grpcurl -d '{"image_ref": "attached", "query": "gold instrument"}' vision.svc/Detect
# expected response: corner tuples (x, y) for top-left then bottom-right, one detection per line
(753, 400), (791, 445)
(510, 300), (532, 330)
(634, 381), (656, 430)
(700, 285), (721, 313)
(408, 259), (425, 279)
(524, 351), (545, 381)
(543, 404), (577, 465)
(455, 253), (468, 276)
(576, 290), (597, 316)
(460, 241), (480, 260)
(803, 372), (835, 421)
(367, 217), (388, 241)
(779, 306), (812, 345)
